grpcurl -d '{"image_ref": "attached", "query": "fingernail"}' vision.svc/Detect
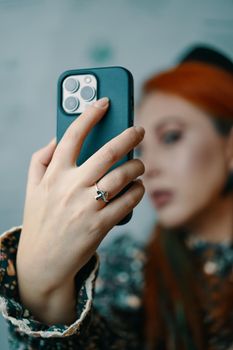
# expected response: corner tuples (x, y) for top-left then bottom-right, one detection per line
(135, 126), (145, 136)
(93, 97), (109, 109)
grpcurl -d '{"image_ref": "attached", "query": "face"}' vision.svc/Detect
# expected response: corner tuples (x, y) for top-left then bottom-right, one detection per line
(136, 91), (232, 229)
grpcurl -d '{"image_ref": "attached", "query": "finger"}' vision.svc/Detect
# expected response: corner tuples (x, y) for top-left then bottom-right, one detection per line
(97, 179), (145, 236)
(89, 159), (145, 210)
(53, 97), (109, 168)
(79, 126), (145, 186)
(27, 138), (57, 187)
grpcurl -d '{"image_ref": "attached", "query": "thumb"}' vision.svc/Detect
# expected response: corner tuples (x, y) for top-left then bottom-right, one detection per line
(27, 138), (57, 187)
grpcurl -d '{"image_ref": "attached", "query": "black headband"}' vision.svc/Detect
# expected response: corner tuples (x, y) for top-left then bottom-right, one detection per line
(177, 44), (233, 74)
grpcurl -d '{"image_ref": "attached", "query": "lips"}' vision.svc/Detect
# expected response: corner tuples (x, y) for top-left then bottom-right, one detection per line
(149, 190), (173, 208)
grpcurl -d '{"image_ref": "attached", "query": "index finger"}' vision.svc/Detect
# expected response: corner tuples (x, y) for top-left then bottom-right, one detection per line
(52, 97), (110, 168)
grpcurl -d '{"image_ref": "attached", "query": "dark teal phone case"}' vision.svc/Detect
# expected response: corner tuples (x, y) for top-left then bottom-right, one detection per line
(57, 66), (134, 225)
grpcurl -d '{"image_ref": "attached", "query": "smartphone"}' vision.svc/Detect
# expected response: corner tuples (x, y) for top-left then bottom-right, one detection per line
(56, 66), (134, 225)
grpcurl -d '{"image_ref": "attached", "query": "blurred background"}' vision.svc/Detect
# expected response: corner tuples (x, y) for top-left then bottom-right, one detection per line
(0, 0), (232, 348)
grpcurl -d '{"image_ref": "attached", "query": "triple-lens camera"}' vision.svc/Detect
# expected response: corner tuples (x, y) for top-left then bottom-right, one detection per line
(62, 74), (97, 114)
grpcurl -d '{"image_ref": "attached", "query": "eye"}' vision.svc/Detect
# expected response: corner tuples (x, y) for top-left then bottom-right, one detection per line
(161, 130), (182, 144)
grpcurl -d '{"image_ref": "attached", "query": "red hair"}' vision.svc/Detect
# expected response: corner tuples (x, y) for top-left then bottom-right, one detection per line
(142, 61), (233, 349)
(142, 61), (233, 121)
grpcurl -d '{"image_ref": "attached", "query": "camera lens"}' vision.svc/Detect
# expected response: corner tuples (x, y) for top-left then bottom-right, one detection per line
(80, 86), (96, 101)
(64, 77), (79, 93)
(64, 96), (79, 112)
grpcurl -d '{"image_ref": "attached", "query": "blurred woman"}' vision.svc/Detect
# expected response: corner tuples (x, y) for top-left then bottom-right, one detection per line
(140, 46), (233, 350)
(0, 44), (232, 350)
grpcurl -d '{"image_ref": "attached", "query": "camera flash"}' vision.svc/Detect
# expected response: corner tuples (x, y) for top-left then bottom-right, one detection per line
(84, 76), (92, 84)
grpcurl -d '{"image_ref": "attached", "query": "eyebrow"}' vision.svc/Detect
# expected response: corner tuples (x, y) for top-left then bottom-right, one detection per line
(155, 116), (186, 131)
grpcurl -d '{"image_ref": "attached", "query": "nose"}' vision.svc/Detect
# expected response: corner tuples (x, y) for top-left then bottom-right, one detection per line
(141, 153), (162, 179)
(144, 164), (161, 179)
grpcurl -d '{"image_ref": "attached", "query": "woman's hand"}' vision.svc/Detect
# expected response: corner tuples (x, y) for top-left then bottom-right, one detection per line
(16, 97), (145, 313)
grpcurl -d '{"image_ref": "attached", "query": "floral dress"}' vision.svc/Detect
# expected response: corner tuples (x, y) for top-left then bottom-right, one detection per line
(0, 225), (233, 349)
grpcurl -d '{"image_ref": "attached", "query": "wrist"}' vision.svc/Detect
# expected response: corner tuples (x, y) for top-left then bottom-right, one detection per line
(19, 279), (77, 326)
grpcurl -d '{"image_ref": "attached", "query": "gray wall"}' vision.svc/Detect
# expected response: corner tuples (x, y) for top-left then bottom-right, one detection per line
(1, 0), (232, 348)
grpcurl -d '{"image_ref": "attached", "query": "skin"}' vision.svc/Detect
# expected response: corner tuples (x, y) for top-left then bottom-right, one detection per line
(16, 97), (146, 325)
(136, 91), (233, 243)
(16, 91), (233, 326)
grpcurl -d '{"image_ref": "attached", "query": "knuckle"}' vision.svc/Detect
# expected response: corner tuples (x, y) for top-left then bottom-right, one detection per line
(117, 171), (128, 185)
(42, 172), (56, 191)
(89, 104), (100, 114)
(60, 192), (71, 208)
(70, 205), (86, 223)
(102, 145), (117, 163)
(89, 216), (103, 235)
(65, 116), (84, 139)
(59, 181), (79, 208)
(66, 125), (80, 141)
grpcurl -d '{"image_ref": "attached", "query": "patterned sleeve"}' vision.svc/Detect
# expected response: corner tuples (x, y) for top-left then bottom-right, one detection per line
(0, 226), (145, 349)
